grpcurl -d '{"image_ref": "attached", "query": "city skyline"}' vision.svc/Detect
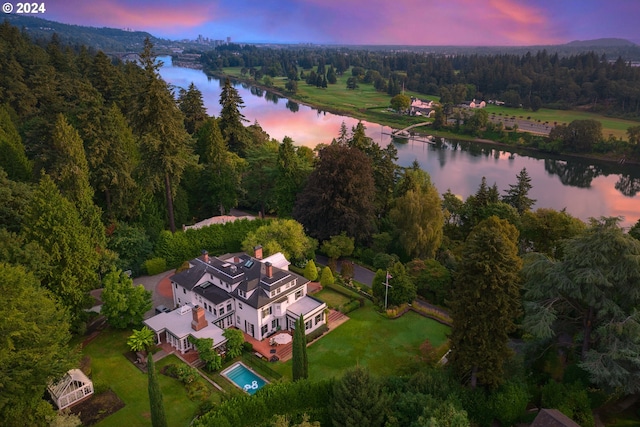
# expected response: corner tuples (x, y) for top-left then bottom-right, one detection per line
(32, 0), (640, 46)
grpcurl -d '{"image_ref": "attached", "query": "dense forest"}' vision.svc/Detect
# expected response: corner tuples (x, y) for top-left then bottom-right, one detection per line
(2, 20), (640, 426)
(202, 43), (640, 118)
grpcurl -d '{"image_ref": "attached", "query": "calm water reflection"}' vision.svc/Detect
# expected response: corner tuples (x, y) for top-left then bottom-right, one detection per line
(159, 57), (640, 227)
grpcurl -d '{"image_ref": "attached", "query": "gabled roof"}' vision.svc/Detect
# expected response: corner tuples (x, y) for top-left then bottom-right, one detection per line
(174, 251), (310, 310)
(171, 262), (208, 291)
(194, 281), (233, 305)
(531, 408), (581, 427)
(48, 369), (92, 399)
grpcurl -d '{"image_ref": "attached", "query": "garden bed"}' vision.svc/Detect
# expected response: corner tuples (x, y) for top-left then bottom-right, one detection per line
(70, 389), (125, 426)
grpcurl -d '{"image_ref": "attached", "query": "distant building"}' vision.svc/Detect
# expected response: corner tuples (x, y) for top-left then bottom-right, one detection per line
(410, 97), (436, 117)
(461, 99), (486, 108)
(183, 214), (256, 231)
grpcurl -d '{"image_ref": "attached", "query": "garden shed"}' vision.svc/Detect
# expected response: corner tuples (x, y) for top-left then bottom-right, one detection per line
(48, 369), (94, 410)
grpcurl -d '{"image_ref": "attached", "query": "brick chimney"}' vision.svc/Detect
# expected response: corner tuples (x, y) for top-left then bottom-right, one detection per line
(254, 245), (263, 260)
(234, 256), (240, 264)
(201, 250), (209, 263)
(191, 305), (208, 331)
(265, 261), (273, 278)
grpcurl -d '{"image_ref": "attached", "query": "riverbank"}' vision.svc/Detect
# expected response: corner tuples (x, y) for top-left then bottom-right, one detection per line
(207, 69), (639, 167)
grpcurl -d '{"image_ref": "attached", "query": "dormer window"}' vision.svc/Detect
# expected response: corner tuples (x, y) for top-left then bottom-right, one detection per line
(239, 289), (245, 298)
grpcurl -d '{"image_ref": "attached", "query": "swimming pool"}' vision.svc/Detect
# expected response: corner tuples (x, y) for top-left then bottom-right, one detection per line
(221, 362), (268, 395)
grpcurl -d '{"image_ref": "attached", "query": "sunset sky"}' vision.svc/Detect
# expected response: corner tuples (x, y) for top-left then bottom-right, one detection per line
(37, 0), (639, 46)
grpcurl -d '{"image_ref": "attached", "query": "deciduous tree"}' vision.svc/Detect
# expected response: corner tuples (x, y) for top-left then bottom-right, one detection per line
(390, 162), (443, 259)
(241, 219), (317, 263)
(101, 267), (152, 329)
(372, 262), (416, 308)
(321, 233), (355, 261)
(222, 328), (245, 359)
(293, 144), (376, 242)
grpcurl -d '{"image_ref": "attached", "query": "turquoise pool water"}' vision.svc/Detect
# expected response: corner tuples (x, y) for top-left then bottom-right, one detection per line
(221, 362), (267, 395)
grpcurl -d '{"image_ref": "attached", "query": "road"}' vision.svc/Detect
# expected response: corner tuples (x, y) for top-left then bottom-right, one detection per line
(315, 255), (375, 288)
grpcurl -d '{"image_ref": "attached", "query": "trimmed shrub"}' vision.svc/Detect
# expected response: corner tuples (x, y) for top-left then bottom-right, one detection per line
(242, 341), (254, 352)
(320, 266), (335, 287)
(306, 324), (329, 342)
(143, 257), (167, 276)
(340, 300), (360, 314)
(303, 260), (319, 281)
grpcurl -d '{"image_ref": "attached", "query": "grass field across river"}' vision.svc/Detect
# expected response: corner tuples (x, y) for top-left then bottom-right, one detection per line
(217, 67), (639, 141)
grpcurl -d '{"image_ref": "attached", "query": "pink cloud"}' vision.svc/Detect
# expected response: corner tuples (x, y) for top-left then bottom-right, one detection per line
(302, 0), (562, 45)
(55, 0), (218, 33)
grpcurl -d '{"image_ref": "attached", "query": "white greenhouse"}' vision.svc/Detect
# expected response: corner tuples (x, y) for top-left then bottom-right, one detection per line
(48, 369), (94, 410)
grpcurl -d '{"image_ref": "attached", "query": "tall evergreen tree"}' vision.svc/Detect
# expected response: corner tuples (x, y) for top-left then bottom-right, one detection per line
(147, 355), (168, 427)
(292, 314), (308, 381)
(130, 38), (193, 233)
(88, 103), (139, 221)
(502, 167), (536, 215)
(219, 78), (249, 154)
(330, 366), (386, 427)
(274, 137), (310, 217)
(449, 216), (522, 389)
(0, 105), (31, 181)
(195, 117), (245, 216)
(49, 114), (106, 251)
(178, 82), (207, 134)
(22, 176), (100, 324)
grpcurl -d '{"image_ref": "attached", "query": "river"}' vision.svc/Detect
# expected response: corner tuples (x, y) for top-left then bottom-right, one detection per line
(158, 56), (640, 228)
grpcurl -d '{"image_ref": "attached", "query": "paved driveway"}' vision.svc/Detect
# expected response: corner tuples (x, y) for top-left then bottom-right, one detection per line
(133, 270), (175, 319)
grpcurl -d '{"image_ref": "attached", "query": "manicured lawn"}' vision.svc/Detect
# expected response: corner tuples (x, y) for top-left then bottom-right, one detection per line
(83, 328), (212, 427)
(314, 288), (351, 308)
(272, 303), (450, 381)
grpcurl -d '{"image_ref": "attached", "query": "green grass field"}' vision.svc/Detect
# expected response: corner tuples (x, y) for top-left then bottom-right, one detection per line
(83, 329), (211, 427)
(314, 288), (351, 308)
(218, 67), (638, 140)
(271, 303), (450, 381)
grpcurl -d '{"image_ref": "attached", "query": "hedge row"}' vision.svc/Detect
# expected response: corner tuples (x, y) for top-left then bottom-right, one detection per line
(193, 378), (333, 427)
(152, 218), (270, 269)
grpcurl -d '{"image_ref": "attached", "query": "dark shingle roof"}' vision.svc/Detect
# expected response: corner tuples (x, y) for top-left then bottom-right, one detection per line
(193, 281), (232, 305)
(174, 252), (310, 310)
(531, 409), (581, 427)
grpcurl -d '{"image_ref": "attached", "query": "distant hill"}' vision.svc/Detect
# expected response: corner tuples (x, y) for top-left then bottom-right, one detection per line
(2, 14), (161, 52)
(565, 38), (637, 47)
